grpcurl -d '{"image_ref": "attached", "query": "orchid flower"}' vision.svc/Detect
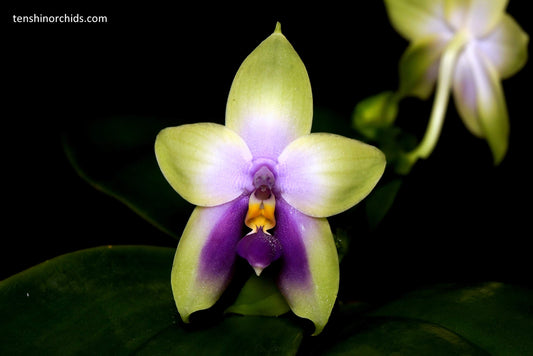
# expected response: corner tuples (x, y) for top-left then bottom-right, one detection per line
(385, 0), (528, 164)
(154, 23), (385, 335)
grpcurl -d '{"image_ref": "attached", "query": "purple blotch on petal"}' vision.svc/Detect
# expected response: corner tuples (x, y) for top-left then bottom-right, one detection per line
(198, 196), (249, 283)
(275, 198), (313, 291)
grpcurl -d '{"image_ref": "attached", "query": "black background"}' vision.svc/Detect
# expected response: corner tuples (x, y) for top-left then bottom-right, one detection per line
(4, 4), (532, 299)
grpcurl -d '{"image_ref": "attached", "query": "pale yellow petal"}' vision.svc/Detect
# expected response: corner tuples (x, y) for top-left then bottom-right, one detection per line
(155, 123), (252, 207)
(277, 133), (386, 218)
(384, 0), (450, 40)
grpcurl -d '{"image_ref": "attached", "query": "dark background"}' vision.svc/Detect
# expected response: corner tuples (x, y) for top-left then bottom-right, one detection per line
(5, 4), (532, 300)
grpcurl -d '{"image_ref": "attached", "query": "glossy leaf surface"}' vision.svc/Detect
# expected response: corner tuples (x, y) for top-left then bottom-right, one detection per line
(0, 246), (303, 355)
(371, 282), (533, 355)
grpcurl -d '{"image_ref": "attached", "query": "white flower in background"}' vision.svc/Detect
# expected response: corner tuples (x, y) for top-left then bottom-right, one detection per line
(385, 0), (528, 164)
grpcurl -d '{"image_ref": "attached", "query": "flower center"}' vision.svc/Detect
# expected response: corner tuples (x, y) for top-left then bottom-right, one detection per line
(237, 166), (282, 275)
(254, 185), (271, 200)
(245, 166), (276, 231)
(253, 165), (275, 190)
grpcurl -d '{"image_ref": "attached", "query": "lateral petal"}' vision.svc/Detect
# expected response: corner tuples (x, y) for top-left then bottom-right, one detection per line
(384, 0), (450, 41)
(171, 196), (249, 322)
(453, 47), (484, 137)
(465, 0), (508, 37)
(275, 199), (339, 335)
(398, 35), (450, 99)
(477, 14), (529, 79)
(155, 123), (252, 207)
(225, 23), (313, 159)
(277, 133), (386, 218)
(453, 46), (509, 164)
(444, 0), (507, 36)
(472, 50), (510, 164)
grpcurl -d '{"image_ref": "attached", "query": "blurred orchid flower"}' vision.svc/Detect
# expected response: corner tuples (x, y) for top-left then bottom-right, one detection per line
(385, 0), (528, 164)
(155, 23), (385, 335)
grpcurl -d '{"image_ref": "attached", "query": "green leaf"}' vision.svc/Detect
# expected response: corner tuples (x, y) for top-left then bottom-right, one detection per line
(62, 116), (192, 238)
(371, 282), (533, 355)
(225, 271), (290, 317)
(310, 283), (533, 355)
(3, 250), (531, 355)
(0, 246), (303, 355)
(298, 302), (487, 355)
(322, 316), (488, 355)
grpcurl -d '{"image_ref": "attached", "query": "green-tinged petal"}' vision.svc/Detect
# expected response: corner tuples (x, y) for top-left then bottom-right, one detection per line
(478, 14), (529, 79)
(171, 197), (249, 322)
(155, 123), (252, 207)
(276, 199), (339, 335)
(453, 47), (484, 137)
(454, 45), (509, 164)
(446, 0), (508, 37)
(384, 0), (450, 41)
(277, 133), (386, 218)
(226, 22), (313, 159)
(475, 51), (510, 164)
(398, 35), (449, 99)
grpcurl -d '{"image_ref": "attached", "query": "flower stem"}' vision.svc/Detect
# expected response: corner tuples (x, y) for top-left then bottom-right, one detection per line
(406, 31), (470, 165)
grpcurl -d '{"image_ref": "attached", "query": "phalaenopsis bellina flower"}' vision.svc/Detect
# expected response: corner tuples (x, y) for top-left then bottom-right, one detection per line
(155, 23), (385, 335)
(384, 0), (528, 165)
